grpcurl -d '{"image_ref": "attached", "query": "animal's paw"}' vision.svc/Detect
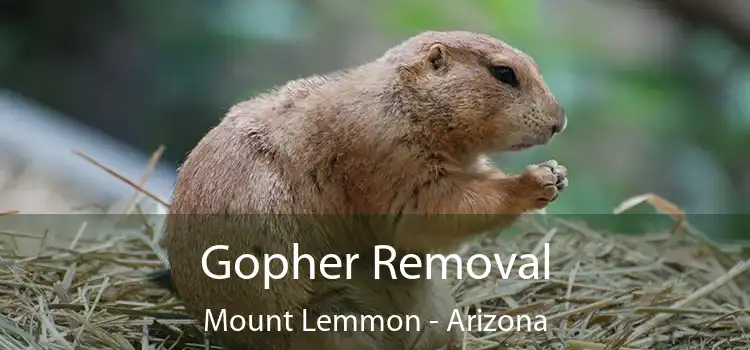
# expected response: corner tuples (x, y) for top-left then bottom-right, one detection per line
(518, 159), (568, 209)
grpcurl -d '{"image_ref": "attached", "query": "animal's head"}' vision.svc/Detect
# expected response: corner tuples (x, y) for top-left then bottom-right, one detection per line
(382, 31), (567, 155)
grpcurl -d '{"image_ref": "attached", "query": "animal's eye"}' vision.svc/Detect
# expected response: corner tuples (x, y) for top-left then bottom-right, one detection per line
(489, 66), (519, 87)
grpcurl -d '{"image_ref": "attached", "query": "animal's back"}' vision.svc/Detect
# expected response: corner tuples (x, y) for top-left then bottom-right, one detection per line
(161, 76), (393, 348)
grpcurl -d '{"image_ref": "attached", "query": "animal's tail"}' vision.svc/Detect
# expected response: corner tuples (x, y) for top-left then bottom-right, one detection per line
(147, 268), (180, 297)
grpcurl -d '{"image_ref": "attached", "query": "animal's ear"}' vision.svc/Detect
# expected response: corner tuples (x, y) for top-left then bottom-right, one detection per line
(424, 43), (449, 70)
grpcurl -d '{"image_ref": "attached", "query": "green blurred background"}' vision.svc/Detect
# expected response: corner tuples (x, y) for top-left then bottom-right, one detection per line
(0, 0), (748, 241)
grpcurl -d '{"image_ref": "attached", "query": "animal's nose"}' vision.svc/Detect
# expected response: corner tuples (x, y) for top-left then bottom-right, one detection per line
(552, 114), (567, 135)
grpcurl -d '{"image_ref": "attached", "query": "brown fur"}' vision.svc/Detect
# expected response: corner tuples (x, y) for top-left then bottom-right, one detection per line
(158, 31), (568, 350)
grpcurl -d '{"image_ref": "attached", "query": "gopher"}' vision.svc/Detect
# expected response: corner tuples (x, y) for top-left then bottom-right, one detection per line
(150, 30), (568, 350)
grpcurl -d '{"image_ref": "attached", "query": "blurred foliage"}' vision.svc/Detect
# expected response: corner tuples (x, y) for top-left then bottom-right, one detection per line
(0, 0), (748, 241)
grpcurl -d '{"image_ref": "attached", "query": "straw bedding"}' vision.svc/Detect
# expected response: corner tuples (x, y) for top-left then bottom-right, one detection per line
(1, 206), (748, 350)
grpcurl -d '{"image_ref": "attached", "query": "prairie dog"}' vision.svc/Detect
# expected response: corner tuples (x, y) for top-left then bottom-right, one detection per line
(151, 30), (568, 350)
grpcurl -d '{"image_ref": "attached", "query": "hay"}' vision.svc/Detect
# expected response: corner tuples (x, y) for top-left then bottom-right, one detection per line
(1, 151), (749, 349)
(2, 210), (749, 350)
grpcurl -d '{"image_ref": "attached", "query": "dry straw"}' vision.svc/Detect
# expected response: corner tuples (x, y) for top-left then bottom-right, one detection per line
(1, 148), (749, 349)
